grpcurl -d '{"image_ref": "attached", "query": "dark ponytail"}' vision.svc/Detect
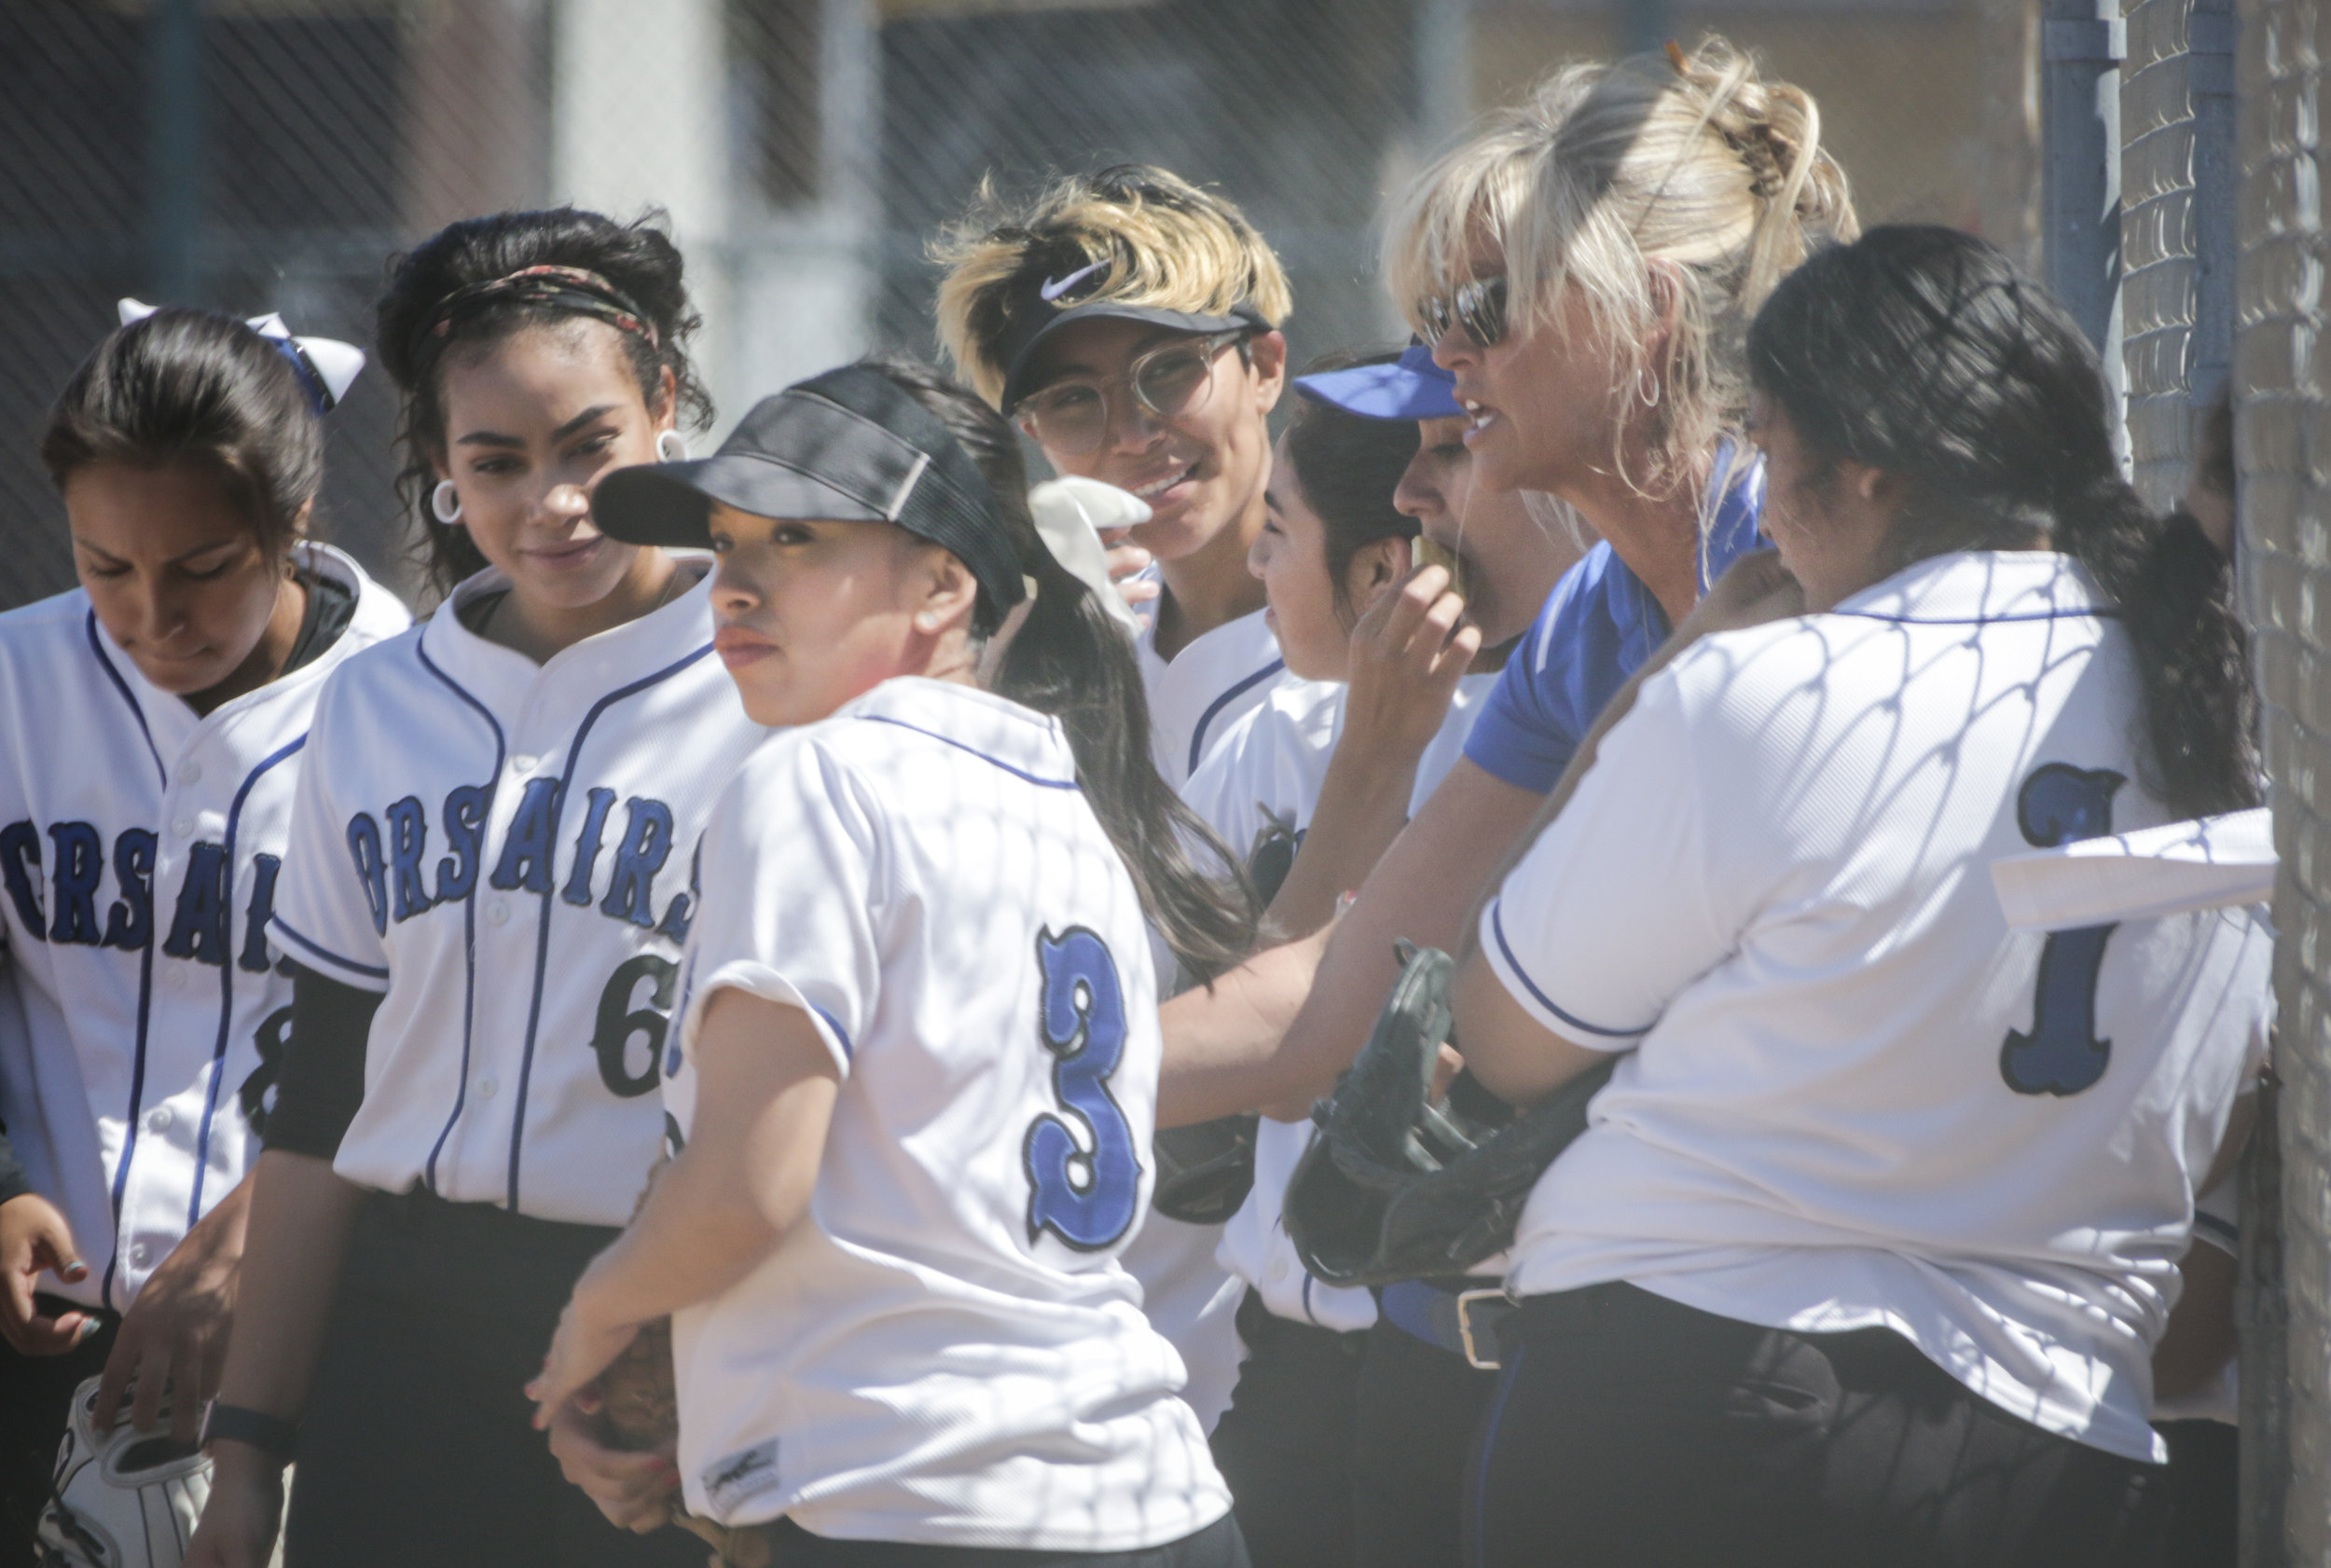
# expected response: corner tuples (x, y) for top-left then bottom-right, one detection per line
(855, 353), (1258, 982)
(376, 207), (713, 594)
(1747, 226), (2257, 818)
(41, 308), (324, 560)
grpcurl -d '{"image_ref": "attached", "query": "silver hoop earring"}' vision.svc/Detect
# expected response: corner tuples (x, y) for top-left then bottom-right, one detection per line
(655, 430), (688, 463)
(430, 480), (463, 525)
(1634, 367), (1662, 410)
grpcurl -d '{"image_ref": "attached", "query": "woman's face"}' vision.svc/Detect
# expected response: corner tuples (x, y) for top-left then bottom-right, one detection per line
(1749, 391), (1896, 612)
(67, 461), (293, 696)
(1019, 319), (1286, 567)
(433, 322), (671, 611)
(1249, 432), (1399, 682)
(1429, 258), (1636, 497)
(1395, 415), (1579, 648)
(706, 505), (973, 728)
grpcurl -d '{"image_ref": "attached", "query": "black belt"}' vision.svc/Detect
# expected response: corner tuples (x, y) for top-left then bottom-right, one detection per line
(1376, 1279), (1513, 1369)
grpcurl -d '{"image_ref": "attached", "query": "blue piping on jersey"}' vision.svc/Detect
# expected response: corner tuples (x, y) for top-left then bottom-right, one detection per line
(414, 641), (504, 1198)
(504, 643), (713, 1213)
(1488, 901), (1648, 1040)
(188, 736), (307, 1226)
(1831, 608), (2122, 626)
(853, 714), (1080, 791)
(271, 915), (390, 982)
(2195, 1211), (2240, 1248)
(98, 937), (156, 1311)
(1187, 659), (1283, 778)
(810, 1004), (853, 1061)
(86, 612), (166, 788)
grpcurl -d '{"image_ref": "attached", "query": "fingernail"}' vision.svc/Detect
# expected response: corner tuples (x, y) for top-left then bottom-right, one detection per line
(62, 1261), (86, 1280)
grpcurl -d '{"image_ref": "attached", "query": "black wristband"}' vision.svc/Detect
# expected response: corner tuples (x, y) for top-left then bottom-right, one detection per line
(201, 1403), (297, 1462)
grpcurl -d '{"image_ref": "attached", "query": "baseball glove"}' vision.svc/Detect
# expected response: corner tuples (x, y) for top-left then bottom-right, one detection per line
(35, 1376), (208, 1568)
(1285, 942), (1616, 1288)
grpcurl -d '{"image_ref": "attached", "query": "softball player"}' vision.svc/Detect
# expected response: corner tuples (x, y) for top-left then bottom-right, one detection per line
(934, 165), (1337, 1429)
(1454, 227), (2267, 1565)
(185, 209), (761, 1568)
(0, 302), (400, 1562)
(531, 357), (1249, 1565)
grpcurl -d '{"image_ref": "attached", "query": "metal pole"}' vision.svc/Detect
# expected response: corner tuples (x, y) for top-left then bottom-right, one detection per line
(2187, 0), (2236, 403)
(1414, 0), (1472, 153)
(2039, 0), (2125, 448)
(143, 0), (205, 304)
(1615, 0), (1672, 59)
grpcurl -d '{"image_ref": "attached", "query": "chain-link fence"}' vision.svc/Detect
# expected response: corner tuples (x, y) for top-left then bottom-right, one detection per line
(3, 0), (1995, 612)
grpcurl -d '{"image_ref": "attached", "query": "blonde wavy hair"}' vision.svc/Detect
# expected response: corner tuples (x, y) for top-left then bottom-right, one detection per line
(932, 164), (1294, 407)
(1386, 37), (1858, 495)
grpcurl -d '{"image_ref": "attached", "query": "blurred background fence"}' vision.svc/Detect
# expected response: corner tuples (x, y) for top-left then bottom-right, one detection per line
(3, 0), (2013, 609)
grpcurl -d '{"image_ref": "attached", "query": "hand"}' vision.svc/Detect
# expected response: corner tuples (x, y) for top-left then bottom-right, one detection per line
(1103, 533), (1162, 614)
(96, 1177), (250, 1438)
(527, 1290), (641, 1432)
(180, 1442), (285, 1568)
(1340, 564), (1482, 762)
(1672, 548), (1803, 643)
(544, 1394), (682, 1533)
(0, 1192), (94, 1356)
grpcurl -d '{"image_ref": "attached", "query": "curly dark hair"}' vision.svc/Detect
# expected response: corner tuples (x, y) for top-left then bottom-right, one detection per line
(375, 207), (713, 592)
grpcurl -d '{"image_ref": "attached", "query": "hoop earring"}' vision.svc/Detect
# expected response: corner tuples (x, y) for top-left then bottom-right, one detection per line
(655, 430), (689, 463)
(430, 481), (463, 525)
(1634, 367), (1662, 410)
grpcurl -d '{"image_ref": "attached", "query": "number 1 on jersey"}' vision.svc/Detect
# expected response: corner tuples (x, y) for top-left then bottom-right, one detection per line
(1026, 928), (1142, 1251)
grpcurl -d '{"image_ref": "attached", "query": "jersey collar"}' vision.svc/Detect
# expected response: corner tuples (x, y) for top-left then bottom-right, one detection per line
(1830, 550), (2112, 626)
(838, 677), (1078, 788)
(423, 557), (714, 695)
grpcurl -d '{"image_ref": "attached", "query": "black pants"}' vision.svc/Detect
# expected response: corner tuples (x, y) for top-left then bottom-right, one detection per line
(284, 1189), (702, 1568)
(758, 1511), (1248, 1566)
(0, 1299), (115, 1568)
(1208, 1291), (1367, 1568)
(2157, 1421), (2235, 1567)
(1468, 1283), (2168, 1568)
(1349, 1314), (1498, 1568)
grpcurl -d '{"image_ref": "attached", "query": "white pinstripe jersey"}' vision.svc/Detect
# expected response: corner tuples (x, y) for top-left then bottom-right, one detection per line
(0, 544), (408, 1309)
(269, 565), (766, 1224)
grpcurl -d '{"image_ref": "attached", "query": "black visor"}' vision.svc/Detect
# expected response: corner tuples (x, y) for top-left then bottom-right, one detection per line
(593, 365), (1025, 612)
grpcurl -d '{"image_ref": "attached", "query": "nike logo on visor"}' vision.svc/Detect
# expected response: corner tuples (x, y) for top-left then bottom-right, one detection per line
(1040, 261), (1107, 302)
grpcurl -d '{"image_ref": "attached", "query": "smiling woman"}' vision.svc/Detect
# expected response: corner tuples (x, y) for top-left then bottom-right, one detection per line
(183, 210), (766, 1568)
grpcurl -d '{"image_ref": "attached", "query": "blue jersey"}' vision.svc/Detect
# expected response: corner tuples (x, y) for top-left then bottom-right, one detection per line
(1464, 446), (1764, 794)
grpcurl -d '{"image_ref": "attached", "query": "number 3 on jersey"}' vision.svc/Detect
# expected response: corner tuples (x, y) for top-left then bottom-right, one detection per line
(1025, 928), (1142, 1251)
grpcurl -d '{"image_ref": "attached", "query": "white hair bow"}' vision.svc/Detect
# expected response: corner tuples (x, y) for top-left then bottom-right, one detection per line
(117, 296), (366, 414)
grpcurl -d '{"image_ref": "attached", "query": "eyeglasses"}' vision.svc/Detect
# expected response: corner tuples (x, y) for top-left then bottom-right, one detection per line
(1014, 329), (1249, 456)
(1416, 276), (1510, 349)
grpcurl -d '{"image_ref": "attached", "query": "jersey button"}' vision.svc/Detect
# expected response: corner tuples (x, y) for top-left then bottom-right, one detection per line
(172, 817), (195, 837)
(176, 761), (202, 786)
(476, 1074), (499, 1100)
(487, 901), (510, 926)
(146, 1107), (173, 1133)
(127, 1243), (151, 1268)
(514, 754), (540, 774)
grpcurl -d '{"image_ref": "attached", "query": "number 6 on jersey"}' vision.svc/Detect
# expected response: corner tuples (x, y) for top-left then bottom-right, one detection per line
(1025, 928), (1142, 1250)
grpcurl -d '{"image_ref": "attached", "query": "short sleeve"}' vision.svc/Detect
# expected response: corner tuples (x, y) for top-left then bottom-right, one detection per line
(677, 735), (881, 1078)
(1479, 669), (1731, 1048)
(2192, 1172), (2239, 1259)
(268, 691), (392, 993)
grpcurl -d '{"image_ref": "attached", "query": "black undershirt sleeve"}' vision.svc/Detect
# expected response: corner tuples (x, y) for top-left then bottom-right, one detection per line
(264, 962), (382, 1161)
(0, 1126), (31, 1208)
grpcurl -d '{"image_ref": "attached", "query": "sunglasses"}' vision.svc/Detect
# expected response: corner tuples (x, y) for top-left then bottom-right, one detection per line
(1416, 276), (1510, 349)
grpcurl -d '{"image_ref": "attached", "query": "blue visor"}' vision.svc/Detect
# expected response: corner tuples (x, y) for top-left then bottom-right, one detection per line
(1294, 341), (1462, 421)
